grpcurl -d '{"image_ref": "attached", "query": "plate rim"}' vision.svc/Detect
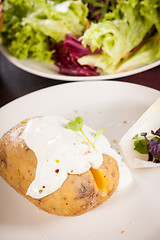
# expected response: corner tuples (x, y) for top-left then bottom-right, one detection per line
(0, 80), (160, 111)
(0, 80), (160, 240)
(0, 44), (160, 81)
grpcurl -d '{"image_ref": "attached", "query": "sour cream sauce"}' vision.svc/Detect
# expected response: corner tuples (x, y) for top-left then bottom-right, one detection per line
(22, 116), (132, 199)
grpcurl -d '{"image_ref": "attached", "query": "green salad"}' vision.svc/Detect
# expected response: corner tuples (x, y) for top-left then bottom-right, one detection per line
(1, 0), (160, 76)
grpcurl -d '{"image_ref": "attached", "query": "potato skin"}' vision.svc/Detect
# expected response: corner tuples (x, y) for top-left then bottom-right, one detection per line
(0, 120), (119, 216)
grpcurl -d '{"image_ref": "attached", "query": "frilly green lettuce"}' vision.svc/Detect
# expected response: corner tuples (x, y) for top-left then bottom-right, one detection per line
(1, 0), (88, 61)
(79, 35), (160, 74)
(116, 35), (160, 72)
(80, 0), (160, 74)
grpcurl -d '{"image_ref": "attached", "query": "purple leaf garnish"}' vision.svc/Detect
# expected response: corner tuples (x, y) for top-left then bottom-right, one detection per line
(148, 152), (153, 162)
(147, 139), (160, 160)
(151, 128), (160, 137)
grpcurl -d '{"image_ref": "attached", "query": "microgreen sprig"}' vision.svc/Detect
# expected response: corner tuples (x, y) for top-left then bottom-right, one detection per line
(67, 117), (95, 150)
(67, 116), (107, 151)
(93, 128), (107, 144)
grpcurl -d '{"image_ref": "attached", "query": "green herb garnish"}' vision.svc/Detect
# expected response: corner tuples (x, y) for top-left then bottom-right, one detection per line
(93, 128), (107, 144)
(67, 116), (84, 132)
(140, 132), (148, 137)
(67, 116), (107, 150)
(67, 117), (95, 150)
(133, 138), (149, 154)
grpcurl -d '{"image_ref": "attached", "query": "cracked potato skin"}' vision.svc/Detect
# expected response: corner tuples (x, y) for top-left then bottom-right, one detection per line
(0, 120), (119, 216)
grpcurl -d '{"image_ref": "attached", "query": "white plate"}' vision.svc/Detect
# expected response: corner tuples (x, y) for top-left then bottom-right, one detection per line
(0, 81), (160, 240)
(0, 44), (160, 81)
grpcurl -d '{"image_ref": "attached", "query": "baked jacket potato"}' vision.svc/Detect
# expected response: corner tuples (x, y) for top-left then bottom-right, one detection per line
(0, 0), (3, 32)
(0, 119), (119, 216)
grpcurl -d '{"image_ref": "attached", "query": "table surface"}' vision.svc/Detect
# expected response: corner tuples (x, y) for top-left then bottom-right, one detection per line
(0, 52), (159, 108)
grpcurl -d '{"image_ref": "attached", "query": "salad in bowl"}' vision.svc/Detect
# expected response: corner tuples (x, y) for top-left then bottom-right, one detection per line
(0, 0), (160, 76)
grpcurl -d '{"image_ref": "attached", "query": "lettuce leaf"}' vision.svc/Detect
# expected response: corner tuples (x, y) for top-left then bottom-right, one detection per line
(1, 0), (88, 61)
(140, 0), (160, 32)
(78, 54), (114, 73)
(79, 34), (160, 74)
(116, 35), (160, 72)
(80, 0), (160, 73)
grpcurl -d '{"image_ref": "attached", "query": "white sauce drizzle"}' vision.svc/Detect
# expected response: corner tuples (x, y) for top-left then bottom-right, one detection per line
(22, 116), (132, 199)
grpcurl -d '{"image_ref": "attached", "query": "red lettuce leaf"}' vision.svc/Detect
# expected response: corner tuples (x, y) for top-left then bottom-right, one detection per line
(50, 34), (102, 76)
